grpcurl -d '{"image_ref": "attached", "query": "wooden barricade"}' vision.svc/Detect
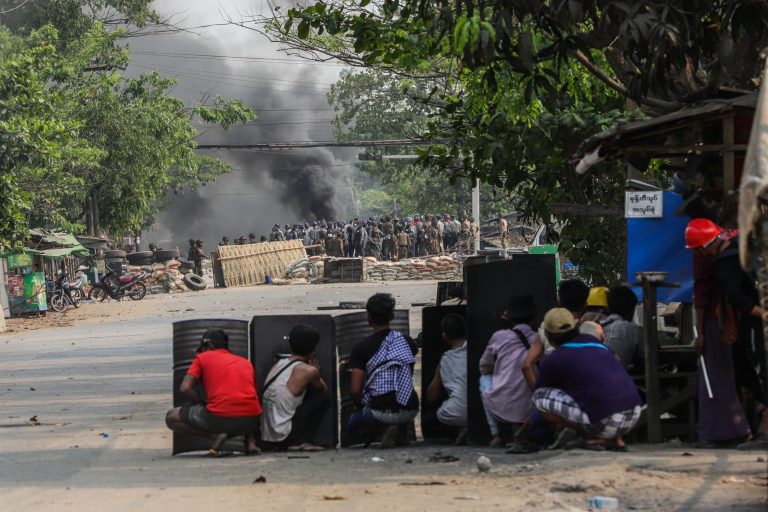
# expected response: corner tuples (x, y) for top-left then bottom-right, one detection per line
(217, 240), (307, 288)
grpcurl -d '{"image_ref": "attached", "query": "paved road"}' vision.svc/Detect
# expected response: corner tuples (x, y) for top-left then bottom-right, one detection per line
(1, 282), (765, 511)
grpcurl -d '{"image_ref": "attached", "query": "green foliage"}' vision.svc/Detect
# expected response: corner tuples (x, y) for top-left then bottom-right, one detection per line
(276, 1), (705, 282)
(286, 1), (768, 109)
(0, 20), (255, 248)
(328, 68), (500, 218)
(0, 26), (100, 251)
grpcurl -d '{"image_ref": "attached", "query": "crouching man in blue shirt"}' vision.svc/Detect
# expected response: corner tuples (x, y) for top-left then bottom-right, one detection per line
(533, 308), (642, 451)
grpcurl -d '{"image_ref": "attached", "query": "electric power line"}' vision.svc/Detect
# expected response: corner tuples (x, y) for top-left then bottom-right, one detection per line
(131, 50), (347, 67)
(129, 62), (330, 94)
(0, 0), (30, 15)
(130, 59), (335, 87)
(196, 120), (334, 128)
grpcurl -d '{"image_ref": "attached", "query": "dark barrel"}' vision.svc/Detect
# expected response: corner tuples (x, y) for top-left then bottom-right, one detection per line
(171, 318), (249, 455)
(436, 280), (463, 305)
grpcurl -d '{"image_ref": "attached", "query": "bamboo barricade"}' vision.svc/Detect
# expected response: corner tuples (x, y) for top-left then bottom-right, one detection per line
(217, 240), (308, 288)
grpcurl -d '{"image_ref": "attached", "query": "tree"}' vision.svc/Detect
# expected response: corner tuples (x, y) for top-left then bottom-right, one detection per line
(280, 1), (768, 111)
(251, 2), (655, 281)
(0, 22), (256, 248)
(0, 26), (101, 251)
(329, 68), (493, 217)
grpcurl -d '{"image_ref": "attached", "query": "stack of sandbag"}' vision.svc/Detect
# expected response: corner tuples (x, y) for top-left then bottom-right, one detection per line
(285, 258), (319, 280)
(308, 255), (325, 277)
(126, 259), (191, 293)
(365, 255), (463, 282)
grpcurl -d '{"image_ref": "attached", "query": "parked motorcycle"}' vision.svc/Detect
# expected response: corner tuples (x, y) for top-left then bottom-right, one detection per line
(49, 271), (81, 312)
(90, 269), (148, 302)
(68, 272), (89, 302)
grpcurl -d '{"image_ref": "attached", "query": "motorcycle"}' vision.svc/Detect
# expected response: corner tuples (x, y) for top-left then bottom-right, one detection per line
(49, 271), (81, 312)
(90, 269), (148, 302)
(68, 272), (89, 302)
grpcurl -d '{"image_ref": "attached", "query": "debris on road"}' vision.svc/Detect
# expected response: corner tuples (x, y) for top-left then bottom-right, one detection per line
(429, 452), (460, 463)
(321, 494), (347, 501)
(476, 455), (491, 473)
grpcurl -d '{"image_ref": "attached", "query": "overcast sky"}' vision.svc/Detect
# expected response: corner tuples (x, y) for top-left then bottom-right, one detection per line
(137, 1), (358, 250)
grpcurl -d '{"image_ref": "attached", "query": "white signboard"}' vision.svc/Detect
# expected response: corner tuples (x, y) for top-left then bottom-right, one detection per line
(625, 191), (663, 218)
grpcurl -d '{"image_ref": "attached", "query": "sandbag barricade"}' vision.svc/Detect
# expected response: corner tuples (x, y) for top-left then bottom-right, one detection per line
(125, 259), (192, 294)
(365, 255), (462, 282)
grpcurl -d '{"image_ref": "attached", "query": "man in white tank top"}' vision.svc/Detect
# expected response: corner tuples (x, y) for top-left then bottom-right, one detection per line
(260, 325), (331, 451)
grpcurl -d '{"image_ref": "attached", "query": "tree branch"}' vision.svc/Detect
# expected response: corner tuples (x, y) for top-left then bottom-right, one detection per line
(568, 49), (681, 112)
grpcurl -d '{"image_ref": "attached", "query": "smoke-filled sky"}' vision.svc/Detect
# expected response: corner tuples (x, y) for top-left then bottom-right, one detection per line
(136, 1), (358, 251)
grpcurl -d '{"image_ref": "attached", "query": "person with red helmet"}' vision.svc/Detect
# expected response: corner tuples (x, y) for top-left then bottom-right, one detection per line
(685, 218), (766, 448)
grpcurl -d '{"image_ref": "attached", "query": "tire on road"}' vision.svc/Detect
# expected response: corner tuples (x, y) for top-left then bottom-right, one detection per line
(183, 273), (206, 291)
(126, 251), (154, 264)
(154, 249), (179, 262)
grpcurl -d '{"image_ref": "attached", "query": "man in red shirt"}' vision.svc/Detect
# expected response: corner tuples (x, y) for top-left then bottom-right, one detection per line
(165, 329), (262, 456)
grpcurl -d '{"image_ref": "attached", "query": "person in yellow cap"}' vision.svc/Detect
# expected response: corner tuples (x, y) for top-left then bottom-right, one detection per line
(582, 286), (609, 323)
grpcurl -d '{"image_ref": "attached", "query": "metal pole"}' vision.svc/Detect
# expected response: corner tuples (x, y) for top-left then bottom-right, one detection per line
(642, 277), (661, 443)
(472, 179), (480, 253)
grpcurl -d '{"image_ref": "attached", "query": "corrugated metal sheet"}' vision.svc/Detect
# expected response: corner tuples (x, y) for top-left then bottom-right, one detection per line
(581, 93), (757, 154)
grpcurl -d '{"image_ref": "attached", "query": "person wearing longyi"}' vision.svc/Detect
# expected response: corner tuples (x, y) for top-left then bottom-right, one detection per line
(532, 308), (642, 451)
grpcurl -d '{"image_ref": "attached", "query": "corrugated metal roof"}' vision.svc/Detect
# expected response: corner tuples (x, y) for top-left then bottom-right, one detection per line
(580, 93), (758, 155)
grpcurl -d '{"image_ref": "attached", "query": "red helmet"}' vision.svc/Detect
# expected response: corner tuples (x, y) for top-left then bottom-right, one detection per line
(685, 218), (721, 249)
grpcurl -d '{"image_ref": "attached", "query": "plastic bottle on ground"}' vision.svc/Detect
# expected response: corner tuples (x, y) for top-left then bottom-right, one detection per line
(587, 496), (619, 509)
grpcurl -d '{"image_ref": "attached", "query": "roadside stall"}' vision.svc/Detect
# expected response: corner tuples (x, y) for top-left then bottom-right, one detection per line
(1, 230), (92, 317)
(576, 91), (758, 442)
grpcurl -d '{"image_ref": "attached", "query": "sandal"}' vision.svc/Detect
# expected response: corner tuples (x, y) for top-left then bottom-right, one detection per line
(208, 448), (234, 457)
(287, 443), (324, 452)
(564, 438), (606, 452)
(506, 442), (541, 454)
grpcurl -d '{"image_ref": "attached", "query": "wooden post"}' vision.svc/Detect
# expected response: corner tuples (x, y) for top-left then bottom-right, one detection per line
(723, 115), (735, 191)
(86, 196), (94, 236)
(641, 276), (662, 443)
(92, 194), (100, 237)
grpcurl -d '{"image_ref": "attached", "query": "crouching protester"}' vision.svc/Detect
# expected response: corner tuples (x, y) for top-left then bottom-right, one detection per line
(347, 293), (419, 448)
(260, 325), (331, 452)
(533, 308), (642, 451)
(423, 314), (468, 444)
(479, 294), (537, 447)
(165, 329), (262, 456)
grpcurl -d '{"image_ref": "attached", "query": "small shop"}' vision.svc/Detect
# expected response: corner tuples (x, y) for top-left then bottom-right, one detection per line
(1, 229), (92, 318)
